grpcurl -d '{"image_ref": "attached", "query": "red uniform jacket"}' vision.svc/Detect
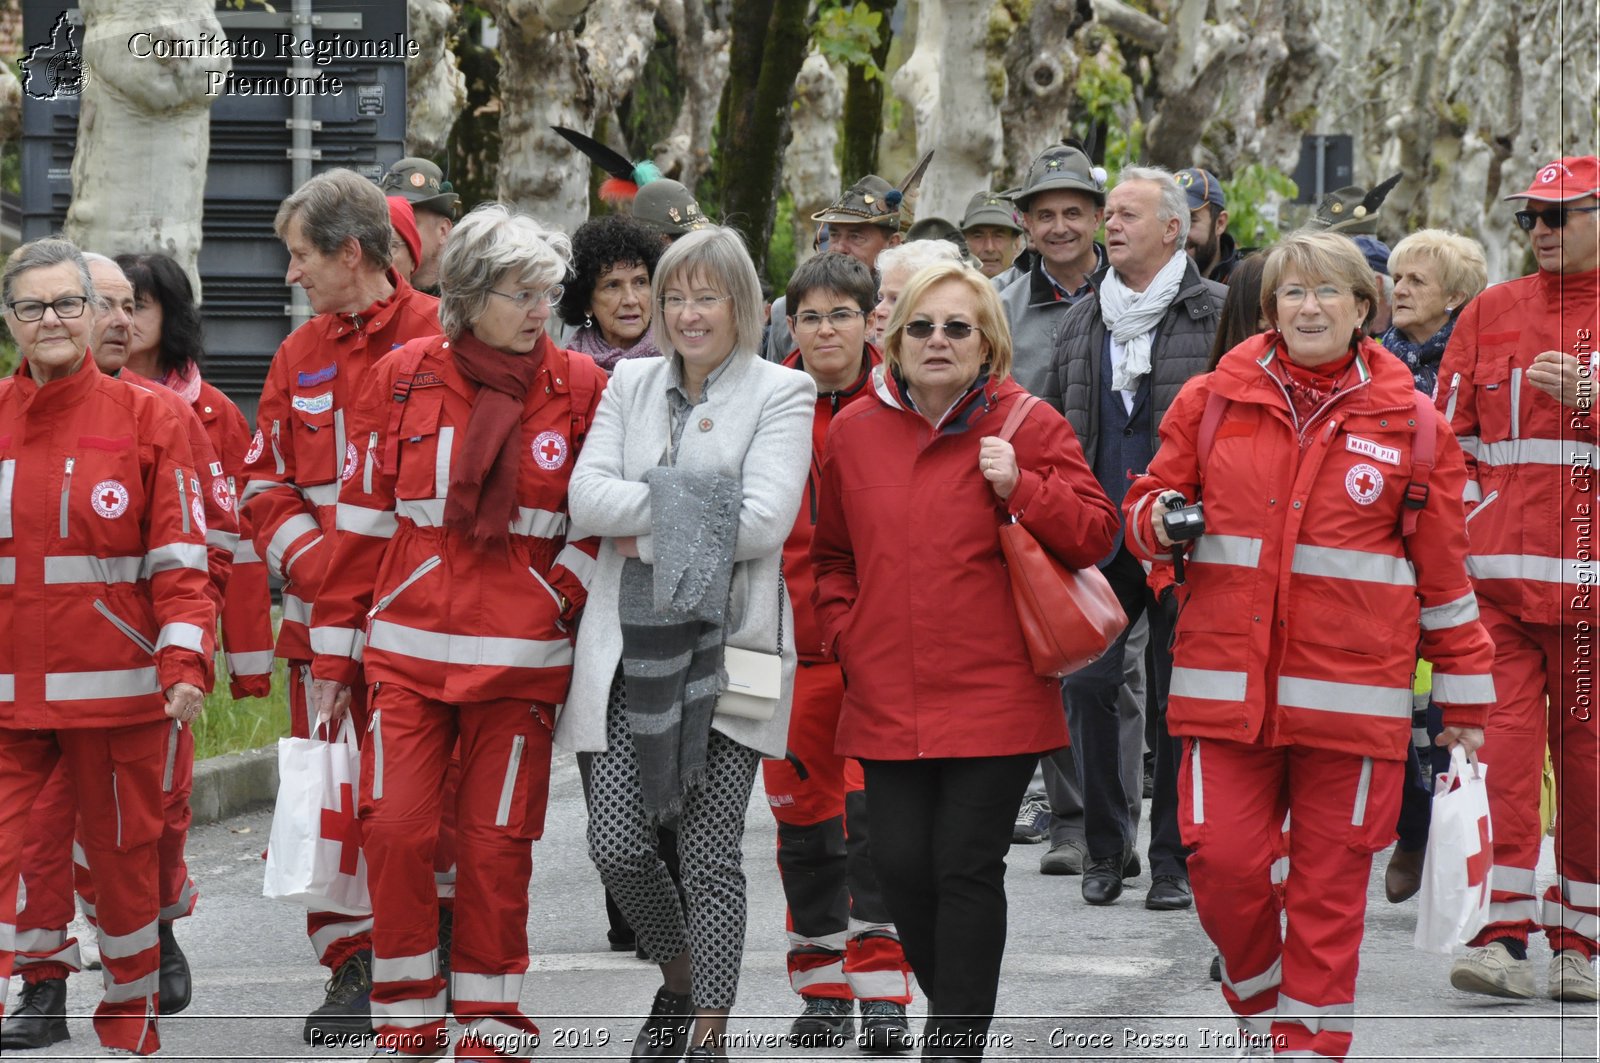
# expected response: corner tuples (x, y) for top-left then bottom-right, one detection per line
(240, 273), (440, 662)
(1436, 267), (1600, 625)
(1124, 334), (1496, 760)
(310, 334), (606, 706)
(780, 344), (881, 663)
(811, 370), (1119, 759)
(0, 357), (215, 728)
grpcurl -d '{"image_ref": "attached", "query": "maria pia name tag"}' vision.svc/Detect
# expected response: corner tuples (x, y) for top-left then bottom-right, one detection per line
(719, 646), (781, 721)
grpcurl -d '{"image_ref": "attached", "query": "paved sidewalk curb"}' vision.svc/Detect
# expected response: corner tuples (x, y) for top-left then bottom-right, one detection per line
(191, 746), (279, 826)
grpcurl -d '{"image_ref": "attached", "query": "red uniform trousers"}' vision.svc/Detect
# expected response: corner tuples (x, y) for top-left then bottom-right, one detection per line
(762, 662), (911, 1004)
(1179, 736), (1402, 1062)
(1471, 599), (1600, 955)
(363, 685), (552, 1061)
(0, 722), (168, 1055)
(11, 718), (195, 985)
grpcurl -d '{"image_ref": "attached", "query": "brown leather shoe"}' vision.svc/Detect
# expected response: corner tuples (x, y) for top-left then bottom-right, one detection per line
(1385, 846), (1425, 903)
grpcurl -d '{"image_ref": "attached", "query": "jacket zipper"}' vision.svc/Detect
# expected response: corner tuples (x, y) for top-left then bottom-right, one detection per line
(368, 708), (384, 799)
(1465, 489), (1499, 524)
(494, 734), (527, 827)
(527, 566), (568, 631)
(270, 419), (286, 474)
(59, 457), (74, 538)
(175, 469), (191, 535)
(1509, 368), (1522, 440)
(366, 555), (443, 622)
(363, 431), (378, 493)
(94, 600), (157, 655)
(1189, 739), (1205, 824)
(112, 767), (124, 847)
(1444, 372), (1462, 423)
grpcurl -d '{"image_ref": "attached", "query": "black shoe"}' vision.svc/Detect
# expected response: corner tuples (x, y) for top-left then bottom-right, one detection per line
(633, 985), (692, 1061)
(437, 907), (454, 1007)
(789, 995), (854, 1046)
(0, 976), (70, 1049)
(1081, 858), (1123, 905)
(301, 949), (373, 1044)
(1145, 875), (1193, 910)
(858, 999), (913, 1053)
(157, 921), (192, 1015)
(1209, 953), (1223, 982)
(608, 927), (638, 953)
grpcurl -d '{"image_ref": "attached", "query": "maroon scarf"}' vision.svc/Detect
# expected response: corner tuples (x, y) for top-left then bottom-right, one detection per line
(445, 330), (549, 549)
(1273, 340), (1357, 429)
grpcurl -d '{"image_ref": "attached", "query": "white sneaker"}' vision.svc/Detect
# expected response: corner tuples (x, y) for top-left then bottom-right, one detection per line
(1549, 949), (1600, 1002)
(1450, 941), (1537, 999)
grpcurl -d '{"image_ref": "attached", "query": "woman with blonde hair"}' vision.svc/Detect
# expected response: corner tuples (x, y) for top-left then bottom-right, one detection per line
(1380, 228), (1489, 397)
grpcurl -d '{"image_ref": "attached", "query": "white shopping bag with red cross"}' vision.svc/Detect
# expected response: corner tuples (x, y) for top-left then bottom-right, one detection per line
(263, 718), (372, 916)
(1414, 746), (1493, 954)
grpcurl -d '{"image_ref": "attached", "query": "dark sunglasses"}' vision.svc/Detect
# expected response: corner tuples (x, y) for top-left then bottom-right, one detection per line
(903, 319), (976, 340)
(1514, 205), (1600, 231)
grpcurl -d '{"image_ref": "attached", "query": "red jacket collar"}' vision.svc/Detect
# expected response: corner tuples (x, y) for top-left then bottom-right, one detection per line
(1212, 332), (1418, 414)
(11, 348), (101, 411)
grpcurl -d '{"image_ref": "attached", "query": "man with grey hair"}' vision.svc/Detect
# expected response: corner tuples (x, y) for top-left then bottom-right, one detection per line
(1040, 166), (1225, 911)
(241, 167), (442, 1044)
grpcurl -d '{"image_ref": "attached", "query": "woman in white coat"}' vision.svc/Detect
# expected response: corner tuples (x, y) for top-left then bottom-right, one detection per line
(559, 225), (814, 1063)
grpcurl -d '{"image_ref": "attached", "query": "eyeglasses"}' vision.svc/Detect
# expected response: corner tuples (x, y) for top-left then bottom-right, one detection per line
(1514, 205), (1600, 231)
(794, 309), (865, 332)
(903, 319), (976, 340)
(489, 285), (563, 308)
(5, 296), (89, 322)
(661, 294), (731, 313)
(1274, 284), (1349, 306)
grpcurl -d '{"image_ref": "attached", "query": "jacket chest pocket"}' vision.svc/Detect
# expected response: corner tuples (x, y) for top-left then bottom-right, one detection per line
(63, 442), (145, 550)
(392, 394), (448, 502)
(289, 391), (346, 487)
(1470, 358), (1519, 444)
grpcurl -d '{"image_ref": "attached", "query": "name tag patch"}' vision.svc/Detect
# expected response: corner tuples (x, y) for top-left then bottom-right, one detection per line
(292, 392), (334, 415)
(298, 364), (337, 387)
(1346, 435), (1400, 466)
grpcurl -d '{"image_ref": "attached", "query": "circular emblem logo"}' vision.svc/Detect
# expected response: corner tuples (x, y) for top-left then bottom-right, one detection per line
(1539, 165), (1562, 184)
(245, 430), (265, 465)
(409, 171), (427, 188)
(92, 479), (130, 519)
(1345, 463), (1384, 505)
(191, 496), (207, 535)
(532, 430), (569, 471)
(342, 441), (359, 482)
(212, 478), (234, 512)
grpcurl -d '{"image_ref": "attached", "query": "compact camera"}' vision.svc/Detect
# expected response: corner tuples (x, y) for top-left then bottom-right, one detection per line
(1161, 498), (1206, 542)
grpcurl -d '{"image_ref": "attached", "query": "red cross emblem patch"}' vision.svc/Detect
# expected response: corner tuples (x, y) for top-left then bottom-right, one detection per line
(91, 479), (130, 519)
(1345, 462), (1383, 505)
(212, 477), (234, 512)
(245, 429), (265, 465)
(532, 430), (569, 471)
(341, 441), (359, 482)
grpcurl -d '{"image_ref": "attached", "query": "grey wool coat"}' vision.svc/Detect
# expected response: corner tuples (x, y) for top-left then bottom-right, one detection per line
(556, 350), (817, 758)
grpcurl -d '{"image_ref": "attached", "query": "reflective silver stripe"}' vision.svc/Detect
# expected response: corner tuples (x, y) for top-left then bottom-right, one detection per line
(1477, 437), (1600, 468)
(0, 458), (15, 537)
(240, 478), (282, 503)
(1467, 553), (1600, 584)
(97, 919), (159, 960)
(369, 556), (443, 616)
(0, 674), (12, 700)
(1125, 494), (1157, 556)
(1465, 490), (1499, 526)
(452, 971), (524, 1004)
(1223, 956), (1282, 1000)
(1190, 739), (1204, 825)
(512, 507), (568, 538)
(1462, 480), (1482, 504)
(495, 735), (525, 827)
(226, 650), (275, 677)
(1420, 591), (1480, 630)
(0, 557), (14, 584)
(846, 969), (911, 999)
(206, 527), (240, 553)
(282, 592), (311, 627)
(1171, 667), (1248, 702)
(1490, 864), (1539, 896)
(1557, 875), (1600, 908)
(370, 710), (384, 800)
(94, 600), (155, 653)
(370, 989), (448, 1030)
(792, 928), (851, 951)
(1457, 434), (1480, 458)
(367, 620), (571, 670)
(310, 626), (362, 659)
(46, 667), (162, 701)
(1430, 671), (1495, 704)
(528, 567), (565, 616)
(1510, 368), (1522, 438)
(396, 497), (446, 526)
(1444, 372), (1461, 422)
(1190, 534), (1263, 568)
(175, 468), (190, 535)
(267, 512), (321, 576)
(1542, 898), (1600, 941)
(554, 544), (596, 589)
(163, 720), (179, 792)
(270, 419), (285, 474)
(233, 536), (262, 564)
(60, 458), (74, 538)
(157, 622), (207, 653)
(1276, 994), (1355, 1035)
(1487, 897), (1539, 924)
(434, 426), (455, 497)
(283, 534), (324, 577)
(1351, 757), (1373, 826)
(45, 554), (143, 584)
(1291, 544), (1415, 586)
(160, 878), (197, 923)
(0, 922), (12, 953)
(1270, 854), (1290, 884)
(374, 949), (437, 983)
(144, 542), (208, 576)
(791, 961), (846, 990)
(336, 502), (397, 539)
(333, 408), (348, 485)
(363, 431), (378, 493)
(308, 916), (373, 960)
(1277, 676), (1411, 718)
(101, 970), (159, 1004)
(301, 481), (340, 507)
(434, 867), (456, 899)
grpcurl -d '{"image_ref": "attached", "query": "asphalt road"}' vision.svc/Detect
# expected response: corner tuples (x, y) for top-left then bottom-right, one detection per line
(15, 750), (1599, 1061)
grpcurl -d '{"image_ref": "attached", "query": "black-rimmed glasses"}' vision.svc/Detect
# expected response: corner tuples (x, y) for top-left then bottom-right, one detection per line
(5, 296), (89, 322)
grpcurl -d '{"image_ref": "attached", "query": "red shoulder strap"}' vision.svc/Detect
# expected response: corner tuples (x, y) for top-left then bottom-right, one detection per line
(1195, 389), (1230, 474)
(998, 395), (1041, 442)
(566, 356), (599, 442)
(1401, 390), (1436, 537)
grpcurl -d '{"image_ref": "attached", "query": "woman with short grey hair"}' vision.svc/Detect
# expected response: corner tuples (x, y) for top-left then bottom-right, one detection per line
(558, 226), (815, 1062)
(309, 203), (605, 1062)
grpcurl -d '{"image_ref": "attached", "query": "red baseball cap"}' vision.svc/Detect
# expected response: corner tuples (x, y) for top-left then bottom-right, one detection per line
(386, 196), (423, 268)
(1503, 156), (1600, 202)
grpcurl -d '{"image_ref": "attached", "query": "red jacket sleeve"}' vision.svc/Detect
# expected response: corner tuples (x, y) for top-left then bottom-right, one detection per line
(1435, 300), (1484, 510)
(241, 345), (327, 587)
(1124, 376), (1210, 562)
(141, 405), (218, 694)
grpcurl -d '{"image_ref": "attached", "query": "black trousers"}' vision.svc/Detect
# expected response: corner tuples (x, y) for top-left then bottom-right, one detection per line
(1062, 543), (1188, 877)
(860, 753), (1036, 1058)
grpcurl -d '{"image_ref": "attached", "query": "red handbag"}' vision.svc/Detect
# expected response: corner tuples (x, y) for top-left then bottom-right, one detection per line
(996, 396), (1129, 677)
